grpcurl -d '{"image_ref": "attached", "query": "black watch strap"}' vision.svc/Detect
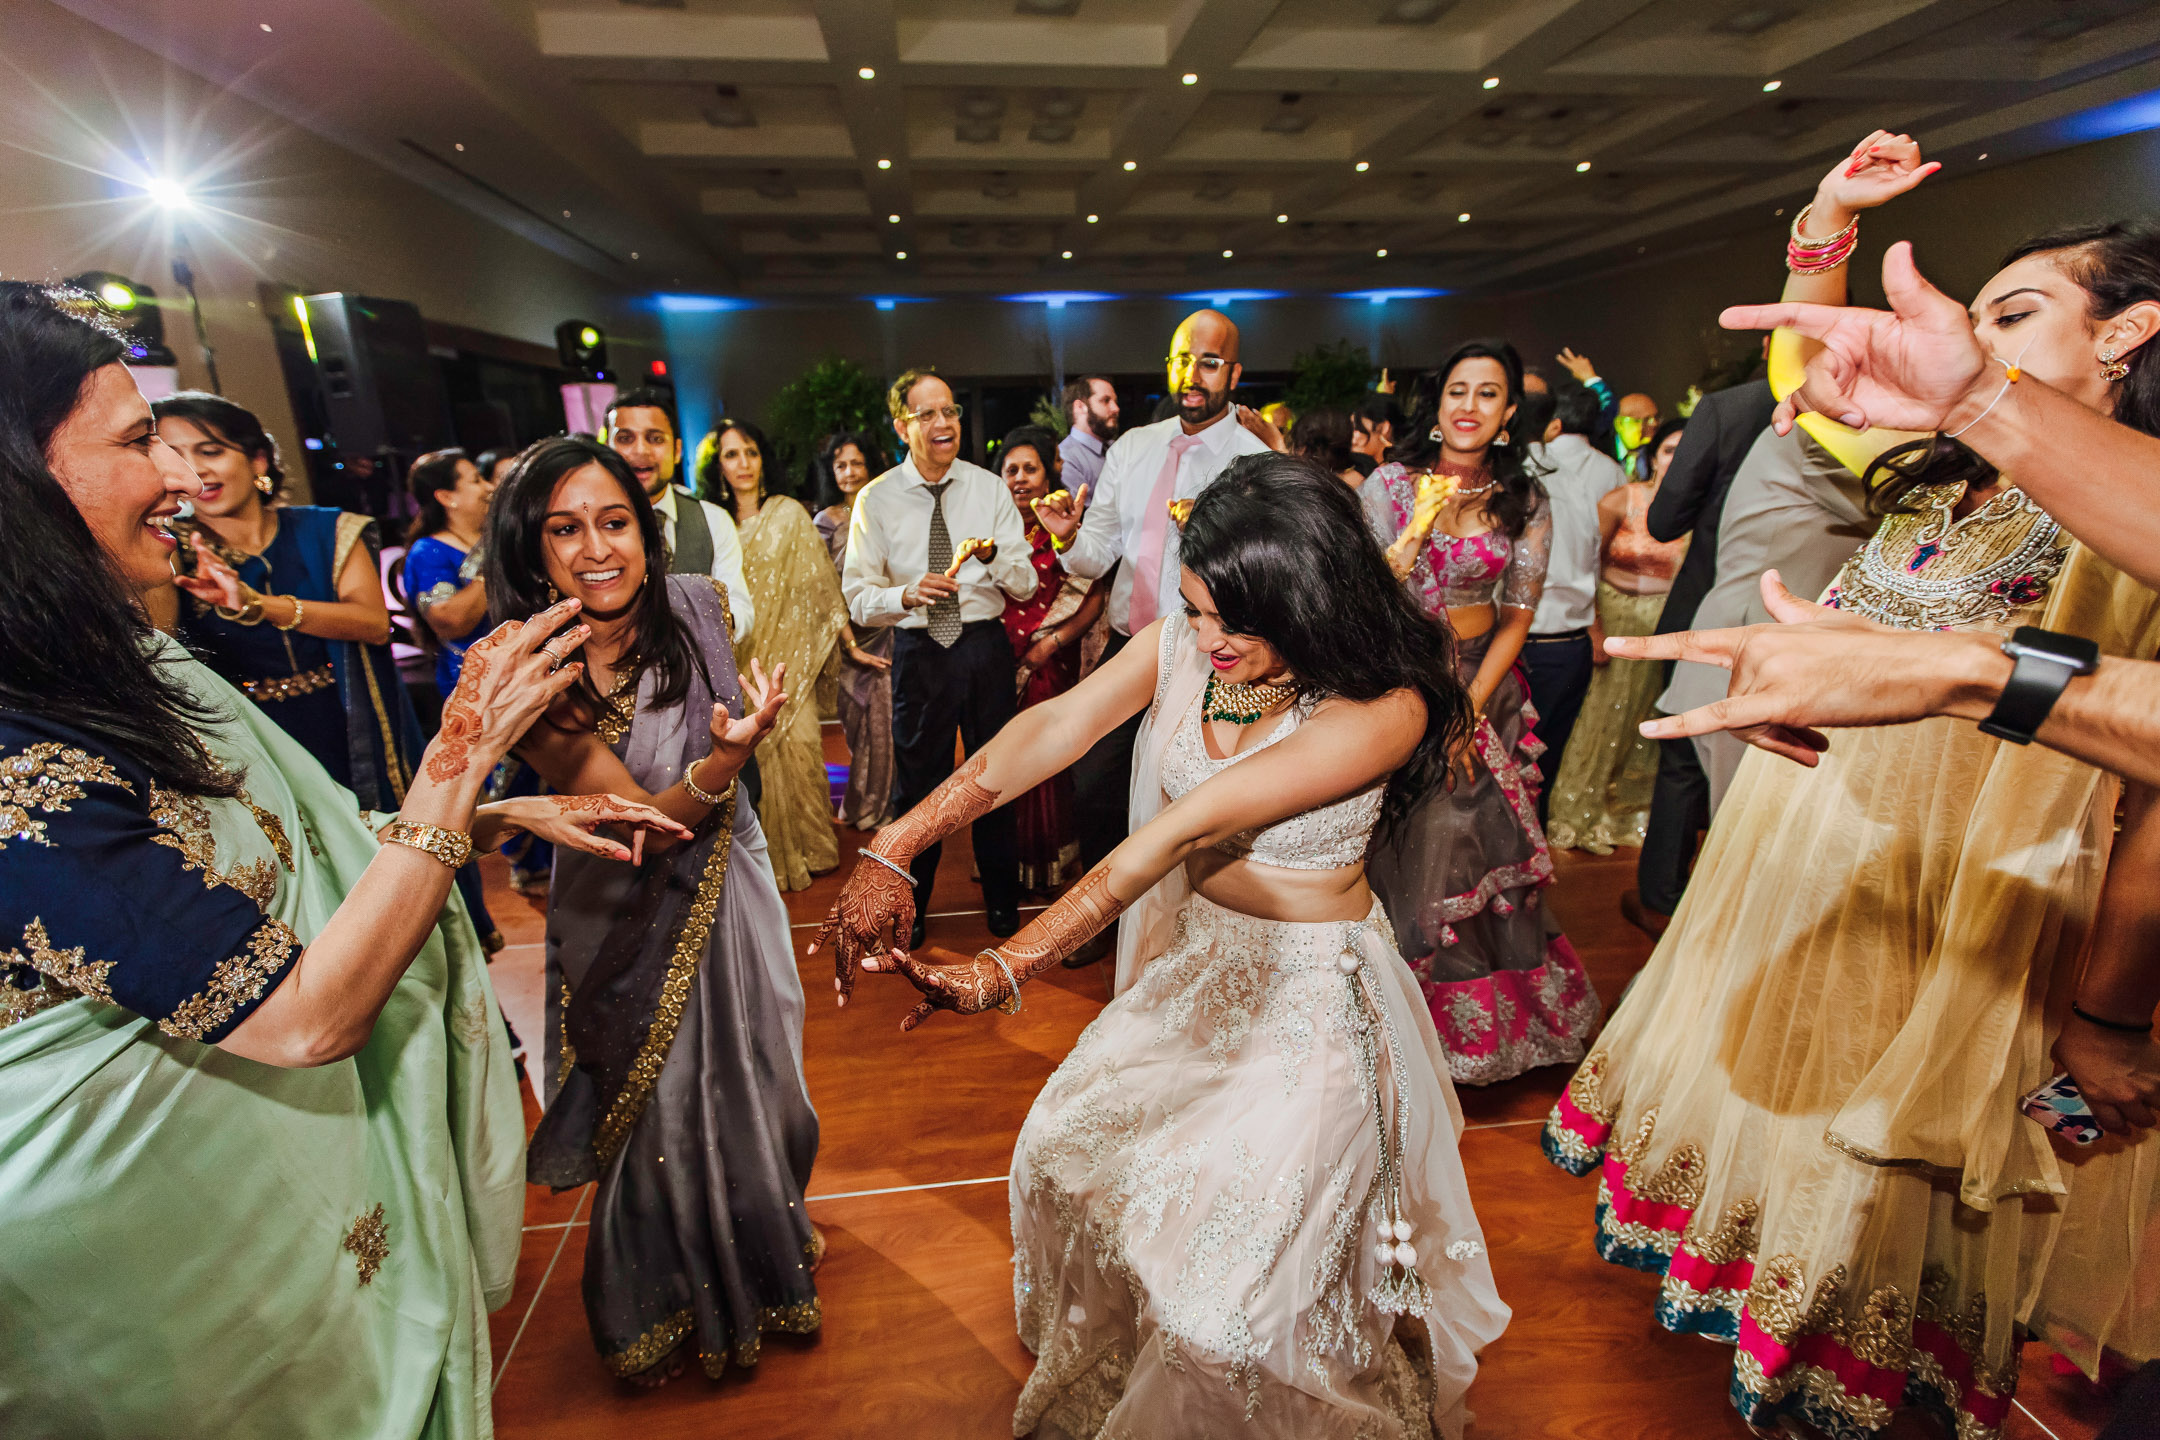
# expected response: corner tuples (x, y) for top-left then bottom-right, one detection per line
(1978, 626), (2100, 745)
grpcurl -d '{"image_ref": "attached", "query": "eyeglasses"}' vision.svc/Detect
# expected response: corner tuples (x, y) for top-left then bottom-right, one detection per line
(1166, 353), (1230, 375)
(904, 404), (964, 425)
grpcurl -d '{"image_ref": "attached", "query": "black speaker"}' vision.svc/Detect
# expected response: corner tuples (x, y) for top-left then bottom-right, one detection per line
(555, 319), (608, 376)
(65, 270), (175, 364)
(300, 293), (455, 457)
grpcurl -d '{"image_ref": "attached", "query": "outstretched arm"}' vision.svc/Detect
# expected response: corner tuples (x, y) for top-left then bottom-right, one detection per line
(815, 618), (1166, 1000)
(865, 689), (1425, 1030)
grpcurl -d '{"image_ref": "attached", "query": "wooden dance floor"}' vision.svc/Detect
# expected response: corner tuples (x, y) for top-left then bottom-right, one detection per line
(481, 725), (2106, 1439)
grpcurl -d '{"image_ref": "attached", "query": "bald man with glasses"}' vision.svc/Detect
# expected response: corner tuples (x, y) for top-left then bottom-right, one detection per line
(1032, 310), (1275, 958)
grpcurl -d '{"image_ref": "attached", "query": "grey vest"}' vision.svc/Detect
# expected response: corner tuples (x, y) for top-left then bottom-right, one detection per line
(668, 485), (714, 577)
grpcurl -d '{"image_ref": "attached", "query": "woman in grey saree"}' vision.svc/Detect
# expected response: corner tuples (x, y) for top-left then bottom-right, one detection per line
(491, 438), (822, 1383)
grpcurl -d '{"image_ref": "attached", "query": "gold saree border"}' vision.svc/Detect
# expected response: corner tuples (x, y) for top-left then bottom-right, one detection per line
(590, 785), (739, 1168)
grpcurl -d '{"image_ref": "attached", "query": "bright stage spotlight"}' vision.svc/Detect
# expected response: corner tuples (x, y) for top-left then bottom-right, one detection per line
(143, 176), (193, 210)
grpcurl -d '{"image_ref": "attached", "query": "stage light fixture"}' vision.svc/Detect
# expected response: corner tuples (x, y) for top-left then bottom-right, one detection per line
(555, 319), (608, 376)
(68, 270), (173, 364)
(98, 280), (139, 311)
(144, 176), (193, 210)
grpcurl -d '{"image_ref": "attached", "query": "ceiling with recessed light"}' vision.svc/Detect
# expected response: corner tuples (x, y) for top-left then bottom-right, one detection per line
(51, 0), (2160, 301)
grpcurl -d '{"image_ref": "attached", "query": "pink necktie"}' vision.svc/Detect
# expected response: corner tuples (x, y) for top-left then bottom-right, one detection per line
(1126, 432), (1199, 633)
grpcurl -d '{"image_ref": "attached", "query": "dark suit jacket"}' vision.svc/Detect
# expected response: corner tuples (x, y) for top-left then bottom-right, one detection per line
(1649, 377), (1778, 635)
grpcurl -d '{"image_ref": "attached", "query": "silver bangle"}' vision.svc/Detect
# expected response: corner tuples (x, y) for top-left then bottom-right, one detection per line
(862, 849), (914, 883)
(980, 948), (1023, 1015)
(681, 757), (731, 807)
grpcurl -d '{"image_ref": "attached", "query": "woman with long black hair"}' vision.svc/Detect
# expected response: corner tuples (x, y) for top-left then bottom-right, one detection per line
(1362, 339), (1601, 1087)
(1541, 200), (2160, 1434)
(816, 453), (1510, 1438)
(0, 281), (681, 1436)
(487, 436), (821, 1387)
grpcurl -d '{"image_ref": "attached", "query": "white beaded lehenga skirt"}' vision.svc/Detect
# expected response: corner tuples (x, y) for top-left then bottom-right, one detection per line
(1009, 892), (1509, 1439)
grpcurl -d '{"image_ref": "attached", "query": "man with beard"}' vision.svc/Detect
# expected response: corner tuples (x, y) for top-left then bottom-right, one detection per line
(1057, 374), (1119, 498)
(604, 386), (753, 641)
(1033, 309), (1272, 966)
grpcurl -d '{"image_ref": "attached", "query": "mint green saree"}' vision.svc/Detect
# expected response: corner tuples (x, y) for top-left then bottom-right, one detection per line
(0, 638), (523, 1438)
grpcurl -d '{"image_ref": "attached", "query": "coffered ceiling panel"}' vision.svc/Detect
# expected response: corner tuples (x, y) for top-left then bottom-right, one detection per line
(55, 0), (2160, 298)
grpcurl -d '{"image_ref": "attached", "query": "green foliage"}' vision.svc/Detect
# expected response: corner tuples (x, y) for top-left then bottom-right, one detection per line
(1029, 393), (1070, 437)
(750, 355), (887, 498)
(1284, 339), (1376, 413)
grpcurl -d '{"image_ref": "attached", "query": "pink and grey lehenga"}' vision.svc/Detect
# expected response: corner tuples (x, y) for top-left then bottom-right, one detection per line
(1362, 461), (1602, 1086)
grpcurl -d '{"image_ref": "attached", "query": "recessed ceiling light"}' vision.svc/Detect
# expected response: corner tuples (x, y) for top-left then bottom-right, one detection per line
(562, 209), (572, 217)
(631, 251), (639, 259)
(1978, 151), (1989, 160)
(1376, 248), (1388, 257)
(258, 22), (272, 32)
(1276, 213), (1289, 223)
(1222, 248), (1233, 257)
(1457, 212), (1470, 222)
(454, 142), (465, 152)
(1775, 207), (1785, 216)
(1762, 79), (1782, 92)
(1576, 161), (1592, 172)
(1182, 73), (1198, 85)
(859, 67), (876, 80)
(1086, 213), (1099, 223)
(877, 158), (892, 169)
(1482, 77), (1499, 90)
(888, 214), (900, 223)
(1062, 249), (1073, 258)
(895, 250), (907, 259)
(1355, 161), (1371, 172)
(1123, 160), (1137, 171)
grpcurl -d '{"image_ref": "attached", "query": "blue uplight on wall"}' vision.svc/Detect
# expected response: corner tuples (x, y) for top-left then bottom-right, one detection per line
(1001, 291), (1119, 309)
(2049, 88), (2160, 145)
(868, 295), (930, 311)
(654, 293), (756, 313)
(1338, 287), (1451, 304)
(1169, 289), (1288, 305)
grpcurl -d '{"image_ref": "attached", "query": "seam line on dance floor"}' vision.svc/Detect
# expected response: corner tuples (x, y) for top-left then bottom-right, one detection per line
(2015, 1400), (2066, 1440)
(789, 904), (1048, 931)
(497, 1185), (589, 1391)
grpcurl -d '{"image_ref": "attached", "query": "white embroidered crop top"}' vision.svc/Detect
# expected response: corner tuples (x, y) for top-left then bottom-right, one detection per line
(1155, 638), (1386, 871)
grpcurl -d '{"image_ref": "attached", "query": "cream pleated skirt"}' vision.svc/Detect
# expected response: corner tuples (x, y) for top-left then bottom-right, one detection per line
(1010, 892), (1509, 1439)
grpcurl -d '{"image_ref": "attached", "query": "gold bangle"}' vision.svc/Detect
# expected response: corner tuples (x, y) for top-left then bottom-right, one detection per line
(217, 593), (266, 626)
(979, 949), (1023, 1015)
(681, 756), (733, 807)
(381, 820), (474, 870)
(273, 595), (305, 631)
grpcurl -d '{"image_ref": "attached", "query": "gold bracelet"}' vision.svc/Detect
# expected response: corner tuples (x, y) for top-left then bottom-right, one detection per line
(381, 820), (474, 870)
(216, 593), (267, 626)
(273, 595), (305, 631)
(680, 756), (733, 807)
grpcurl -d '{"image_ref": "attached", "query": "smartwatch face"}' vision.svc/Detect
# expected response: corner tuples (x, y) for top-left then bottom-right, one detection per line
(2006, 625), (2100, 672)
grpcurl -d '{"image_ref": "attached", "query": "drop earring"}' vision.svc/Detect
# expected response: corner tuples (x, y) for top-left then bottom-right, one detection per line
(1495, 429), (1510, 448)
(547, 583), (560, 603)
(254, 473), (274, 495)
(2102, 346), (2131, 382)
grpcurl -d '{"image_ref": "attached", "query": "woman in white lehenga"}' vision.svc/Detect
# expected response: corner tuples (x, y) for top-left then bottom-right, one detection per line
(815, 456), (1511, 1438)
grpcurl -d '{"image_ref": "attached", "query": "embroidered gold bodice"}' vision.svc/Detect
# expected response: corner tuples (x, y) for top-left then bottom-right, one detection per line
(1825, 483), (2066, 633)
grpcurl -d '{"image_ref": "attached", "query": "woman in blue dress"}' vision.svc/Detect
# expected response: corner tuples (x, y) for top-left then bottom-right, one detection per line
(156, 402), (502, 948)
(403, 447), (499, 702)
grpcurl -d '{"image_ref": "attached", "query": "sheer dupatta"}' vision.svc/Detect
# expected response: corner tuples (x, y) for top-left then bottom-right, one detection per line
(1112, 619), (1206, 995)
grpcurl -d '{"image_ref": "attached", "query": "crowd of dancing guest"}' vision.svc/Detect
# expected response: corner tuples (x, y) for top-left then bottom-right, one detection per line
(14, 110), (2160, 1440)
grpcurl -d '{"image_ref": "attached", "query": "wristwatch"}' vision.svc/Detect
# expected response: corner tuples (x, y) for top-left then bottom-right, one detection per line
(1978, 626), (2099, 744)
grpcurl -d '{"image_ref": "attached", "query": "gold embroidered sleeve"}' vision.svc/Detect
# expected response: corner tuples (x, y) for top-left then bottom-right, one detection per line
(158, 917), (303, 1042)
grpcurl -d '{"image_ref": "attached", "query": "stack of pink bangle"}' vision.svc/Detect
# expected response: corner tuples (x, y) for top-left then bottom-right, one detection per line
(1786, 203), (1858, 273)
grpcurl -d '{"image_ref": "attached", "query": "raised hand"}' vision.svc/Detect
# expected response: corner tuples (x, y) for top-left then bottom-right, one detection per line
(1555, 347), (1597, 383)
(1814, 130), (1939, 219)
(176, 534), (246, 610)
(1029, 484), (1089, 542)
(943, 537), (995, 578)
(861, 944), (1010, 1033)
(710, 658), (787, 771)
(1235, 404), (1287, 453)
(810, 851), (917, 1007)
(1721, 242), (1993, 435)
(424, 598), (589, 782)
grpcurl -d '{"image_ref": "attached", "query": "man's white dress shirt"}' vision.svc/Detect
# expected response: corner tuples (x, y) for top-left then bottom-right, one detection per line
(842, 455), (1038, 628)
(1061, 408), (1272, 636)
(651, 484), (755, 642)
(1528, 432), (1628, 635)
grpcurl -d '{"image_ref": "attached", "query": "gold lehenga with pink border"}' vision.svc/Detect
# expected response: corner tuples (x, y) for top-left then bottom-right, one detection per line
(1541, 482), (2160, 1439)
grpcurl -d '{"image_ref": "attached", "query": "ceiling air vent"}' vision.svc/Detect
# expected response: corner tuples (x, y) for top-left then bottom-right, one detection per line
(1263, 94), (1309, 135)
(704, 85), (756, 128)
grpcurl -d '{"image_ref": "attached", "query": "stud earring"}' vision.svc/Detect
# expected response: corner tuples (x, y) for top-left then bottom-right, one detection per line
(2101, 346), (2131, 383)
(254, 473), (274, 495)
(547, 583), (560, 603)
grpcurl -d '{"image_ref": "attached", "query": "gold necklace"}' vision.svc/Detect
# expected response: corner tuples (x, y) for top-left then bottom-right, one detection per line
(593, 660), (642, 746)
(1202, 673), (1297, 725)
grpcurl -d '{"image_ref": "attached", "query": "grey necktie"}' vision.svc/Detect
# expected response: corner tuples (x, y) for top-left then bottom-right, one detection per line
(923, 481), (962, 647)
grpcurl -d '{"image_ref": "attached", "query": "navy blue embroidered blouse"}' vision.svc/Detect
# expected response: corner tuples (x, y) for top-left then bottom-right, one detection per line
(0, 713), (302, 1044)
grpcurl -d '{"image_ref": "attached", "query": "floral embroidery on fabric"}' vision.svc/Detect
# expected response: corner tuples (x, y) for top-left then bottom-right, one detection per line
(0, 742), (132, 850)
(246, 801), (296, 871)
(4, 918), (115, 1003)
(1831, 485), (2065, 633)
(1420, 938), (1601, 1085)
(342, 1203), (389, 1285)
(159, 917), (301, 1041)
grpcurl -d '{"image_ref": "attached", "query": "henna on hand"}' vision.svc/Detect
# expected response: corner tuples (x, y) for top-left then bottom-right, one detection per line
(886, 948), (1008, 1032)
(814, 855), (918, 1004)
(425, 641), (494, 782)
(553, 794), (611, 814)
(996, 862), (1126, 986)
(871, 749), (1001, 866)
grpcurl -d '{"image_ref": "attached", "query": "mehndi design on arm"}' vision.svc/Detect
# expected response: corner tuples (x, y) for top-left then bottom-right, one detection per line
(870, 748), (1001, 864)
(998, 862), (1126, 985)
(425, 639), (493, 782)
